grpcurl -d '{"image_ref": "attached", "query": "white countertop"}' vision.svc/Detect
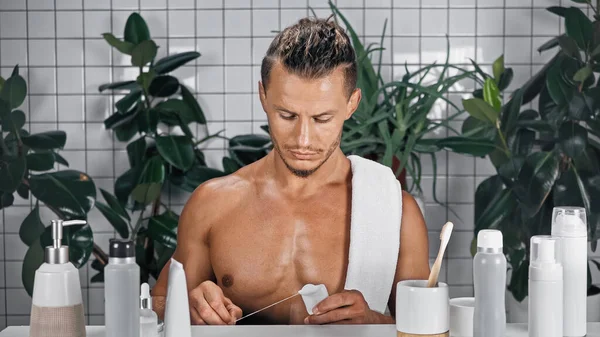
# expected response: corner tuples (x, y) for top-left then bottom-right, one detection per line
(2, 323), (600, 337)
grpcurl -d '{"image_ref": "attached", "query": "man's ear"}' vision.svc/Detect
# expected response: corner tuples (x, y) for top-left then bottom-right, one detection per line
(345, 88), (361, 120)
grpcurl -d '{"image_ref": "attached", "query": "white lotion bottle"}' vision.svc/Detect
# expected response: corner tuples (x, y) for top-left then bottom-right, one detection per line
(30, 219), (87, 337)
(105, 239), (140, 337)
(528, 235), (563, 337)
(551, 206), (587, 337)
(473, 229), (506, 337)
(140, 282), (158, 337)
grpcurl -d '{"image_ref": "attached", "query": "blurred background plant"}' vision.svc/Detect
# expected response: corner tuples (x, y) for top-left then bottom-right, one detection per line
(328, 1), (495, 208)
(0, 65), (98, 296)
(461, 0), (600, 310)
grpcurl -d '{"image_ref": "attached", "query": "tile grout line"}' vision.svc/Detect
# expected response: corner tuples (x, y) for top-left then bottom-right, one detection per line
(81, 0), (91, 321)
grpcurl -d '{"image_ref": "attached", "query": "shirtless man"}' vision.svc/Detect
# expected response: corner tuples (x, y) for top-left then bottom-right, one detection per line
(150, 16), (430, 325)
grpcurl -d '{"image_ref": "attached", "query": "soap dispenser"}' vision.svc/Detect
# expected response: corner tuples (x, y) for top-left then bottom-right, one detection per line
(30, 219), (87, 337)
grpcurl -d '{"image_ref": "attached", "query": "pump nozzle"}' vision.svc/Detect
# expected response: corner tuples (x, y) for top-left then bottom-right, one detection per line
(46, 219), (87, 264)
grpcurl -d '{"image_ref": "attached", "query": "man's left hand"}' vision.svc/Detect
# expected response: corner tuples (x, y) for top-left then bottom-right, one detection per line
(304, 290), (386, 325)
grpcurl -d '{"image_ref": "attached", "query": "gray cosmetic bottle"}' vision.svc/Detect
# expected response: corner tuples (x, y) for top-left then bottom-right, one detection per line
(473, 229), (506, 337)
(105, 239), (140, 337)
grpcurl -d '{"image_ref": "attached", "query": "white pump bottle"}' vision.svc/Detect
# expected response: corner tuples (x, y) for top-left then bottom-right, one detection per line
(29, 219), (87, 337)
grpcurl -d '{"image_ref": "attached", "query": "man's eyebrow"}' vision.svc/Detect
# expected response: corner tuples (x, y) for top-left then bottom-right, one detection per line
(273, 105), (335, 117)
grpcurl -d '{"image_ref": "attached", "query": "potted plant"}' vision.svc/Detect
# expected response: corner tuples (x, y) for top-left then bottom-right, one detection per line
(328, 1), (493, 210)
(0, 65), (98, 296)
(460, 0), (600, 321)
(89, 12), (271, 283)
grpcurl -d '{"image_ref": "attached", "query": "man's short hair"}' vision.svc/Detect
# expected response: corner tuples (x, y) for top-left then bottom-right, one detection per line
(260, 16), (358, 97)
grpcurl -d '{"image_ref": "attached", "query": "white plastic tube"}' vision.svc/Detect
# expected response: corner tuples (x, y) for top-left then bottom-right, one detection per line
(164, 258), (191, 337)
(298, 284), (329, 314)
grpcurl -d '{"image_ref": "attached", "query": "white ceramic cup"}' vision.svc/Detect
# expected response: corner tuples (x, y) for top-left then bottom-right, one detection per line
(396, 280), (449, 335)
(449, 297), (474, 337)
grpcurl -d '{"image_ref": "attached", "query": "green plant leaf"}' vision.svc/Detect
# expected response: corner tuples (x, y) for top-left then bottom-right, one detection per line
(513, 151), (560, 219)
(559, 121), (588, 158)
(52, 151), (69, 167)
(573, 65), (593, 83)
(96, 201), (129, 239)
(156, 135), (195, 171)
(522, 54), (560, 104)
(131, 156), (165, 204)
(174, 165), (227, 192)
(126, 136), (146, 168)
(155, 98), (193, 125)
(475, 175), (504, 224)
(498, 156), (526, 187)
(0, 76), (4, 92)
(461, 116), (496, 138)
(136, 107), (159, 134)
(509, 129), (535, 156)
(101, 33), (134, 55)
(123, 12), (151, 45)
(0, 74), (27, 109)
(0, 191), (14, 209)
(131, 40), (158, 67)
(497, 68), (514, 92)
(40, 222), (93, 268)
(153, 51), (201, 74)
(148, 212), (178, 249)
(115, 89), (142, 114)
(436, 136), (496, 157)
(98, 80), (139, 92)
(104, 107), (139, 130)
(547, 6), (567, 17)
(476, 188), (517, 232)
(559, 35), (582, 60)
(554, 167), (586, 209)
(29, 170), (96, 219)
(1, 110), (26, 133)
(148, 75), (179, 97)
(483, 78), (502, 111)
(501, 88), (524, 133)
(568, 90), (595, 120)
(0, 155), (26, 193)
(99, 188), (130, 221)
(114, 166), (142, 205)
(546, 61), (574, 106)
(573, 147), (600, 173)
(462, 98), (499, 124)
(180, 84), (206, 124)
(17, 182), (29, 199)
(492, 55), (505, 81)
(508, 259), (529, 302)
(19, 203), (45, 246)
(22, 238), (44, 297)
(114, 118), (138, 142)
(537, 35), (562, 53)
(21, 131), (66, 150)
(222, 157), (240, 175)
(565, 6), (594, 50)
(26, 151), (55, 171)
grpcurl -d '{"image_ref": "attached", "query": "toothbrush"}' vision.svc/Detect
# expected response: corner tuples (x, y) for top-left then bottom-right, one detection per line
(427, 221), (454, 288)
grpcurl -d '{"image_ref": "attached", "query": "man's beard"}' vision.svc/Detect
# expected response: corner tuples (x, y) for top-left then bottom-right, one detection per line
(272, 129), (342, 178)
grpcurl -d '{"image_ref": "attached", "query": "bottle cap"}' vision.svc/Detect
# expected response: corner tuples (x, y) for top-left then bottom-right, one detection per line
(109, 238), (135, 258)
(530, 235), (559, 265)
(477, 229), (503, 249)
(140, 282), (152, 310)
(551, 206), (587, 238)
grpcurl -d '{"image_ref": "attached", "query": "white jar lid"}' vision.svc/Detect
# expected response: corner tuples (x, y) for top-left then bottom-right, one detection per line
(477, 229), (503, 249)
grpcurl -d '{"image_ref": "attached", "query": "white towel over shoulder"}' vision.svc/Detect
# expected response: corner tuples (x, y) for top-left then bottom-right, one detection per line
(344, 155), (402, 314)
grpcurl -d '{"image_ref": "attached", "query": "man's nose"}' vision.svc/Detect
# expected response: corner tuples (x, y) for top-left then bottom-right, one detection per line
(295, 118), (311, 148)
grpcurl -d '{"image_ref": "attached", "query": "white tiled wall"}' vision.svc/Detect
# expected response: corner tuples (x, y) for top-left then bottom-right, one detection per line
(0, 0), (592, 328)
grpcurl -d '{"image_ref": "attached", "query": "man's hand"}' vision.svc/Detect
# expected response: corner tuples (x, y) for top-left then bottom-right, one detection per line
(304, 290), (393, 325)
(189, 280), (243, 325)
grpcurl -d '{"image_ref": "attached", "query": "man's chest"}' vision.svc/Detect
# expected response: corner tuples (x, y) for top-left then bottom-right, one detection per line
(208, 196), (351, 322)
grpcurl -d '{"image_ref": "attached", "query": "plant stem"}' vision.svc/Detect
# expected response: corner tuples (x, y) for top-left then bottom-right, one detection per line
(92, 243), (108, 266)
(131, 208), (145, 242)
(496, 122), (511, 157)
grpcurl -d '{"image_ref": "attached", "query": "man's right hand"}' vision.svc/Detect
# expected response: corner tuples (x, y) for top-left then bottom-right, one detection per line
(189, 280), (243, 325)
